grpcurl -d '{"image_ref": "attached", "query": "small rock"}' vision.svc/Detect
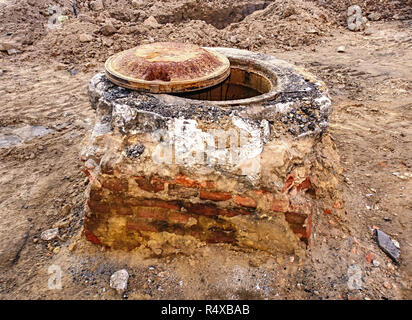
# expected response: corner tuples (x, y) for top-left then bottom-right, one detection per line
(79, 33), (93, 43)
(368, 12), (381, 21)
(40, 228), (59, 241)
(53, 247), (60, 254)
(110, 269), (129, 293)
(372, 260), (380, 267)
(375, 229), (400, 263)
(392, 239), (400, 249)
(90, 0), (104, 11)
(0, 40), (19, 52)
(365, 252), (374, 264)
(383, 281), (391, 289)
(364, 29), (373, 36)
(131, 0), (144, 9)
(0, 69), (3, 75)
(337, 46), (345, 53)
(143, 16), (160, 28)
(347, 5), (367, 31)
(84, 158), (97, 169)
(282, 6), (297, 18)
(100, 24), (117, 36)
(7, 48), (21, 55)
(57, 15), (69, 23)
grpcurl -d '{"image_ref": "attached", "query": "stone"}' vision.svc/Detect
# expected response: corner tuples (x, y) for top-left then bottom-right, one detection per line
(100, 24), (117, 36)
(79, 33), (93, 43)
(392, 239), (400, 249)
(0, 40), (19, 52)
(347, 5), (367, 32)
(143, 16), (160, 28)
(0, 69), (3, 75)
(131, 0), (144, 9)
(368, 12), (381, 21)
(90, 0), (104, 11)
(282, 6), (296, 18)
(375, 229), (400, 263)
(337, 46), (345, 53)
(57, 15), (69, 23)
(110, 269), (129, 293)
(40, 228), (59, 241)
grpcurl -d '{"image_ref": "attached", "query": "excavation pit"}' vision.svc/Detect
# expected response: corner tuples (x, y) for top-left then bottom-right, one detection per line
(81, 45), (340, 257)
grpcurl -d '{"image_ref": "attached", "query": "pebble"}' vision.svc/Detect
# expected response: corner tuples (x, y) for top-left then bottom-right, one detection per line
(368, 12), (381, 21)
(90, 0), (104, 11)
(100, 24), (117, 36)
(0, 69), (3, 75)
(372, 259), (380, 267)
(110, 269), (129, 294)
(392, 239), (400, 249)
(79, 33), (93, 43)
(53, 247), (60, 254)
(337, 46), (345, 53)
(40, 228), (59, 241)
(143, 16), (160, 28)
(7, 48), (21, 55)
(375, 229), (400, 263)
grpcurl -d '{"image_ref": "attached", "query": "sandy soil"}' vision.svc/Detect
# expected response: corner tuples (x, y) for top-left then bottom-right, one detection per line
(0, 0), (411, 299)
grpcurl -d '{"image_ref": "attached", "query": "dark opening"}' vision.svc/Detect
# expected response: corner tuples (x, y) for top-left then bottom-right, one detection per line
(175, 67), (272, 101)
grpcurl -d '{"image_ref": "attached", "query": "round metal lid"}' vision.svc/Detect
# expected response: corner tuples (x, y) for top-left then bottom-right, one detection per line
(104, 42), (230, 93)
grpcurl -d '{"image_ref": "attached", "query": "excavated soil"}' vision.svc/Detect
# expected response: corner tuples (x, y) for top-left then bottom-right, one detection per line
(0, 0), (411, 299)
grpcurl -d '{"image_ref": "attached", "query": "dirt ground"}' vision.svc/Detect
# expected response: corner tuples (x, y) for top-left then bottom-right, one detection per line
(0, 0), (411, 300)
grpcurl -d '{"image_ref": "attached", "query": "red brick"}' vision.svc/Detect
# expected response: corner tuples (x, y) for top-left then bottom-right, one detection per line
(285, 212), (312, 243)
(101, 177), (128, 192)
(324, 209), (332, 215)
(172, 174), (201, 188)
(296, 177), (311, 191)
(186, 203), (219, 216)
(282, 174), (294, 193)
(84, 221), (101, 245)
(253, 189), (270, 195)
(134, 206), (168, 220)
(200, 190), (232, 201)
(222, 207), (252, 217)
(138, 199), (181, 210)
(82, 169), (102, 188)
(168, 184), (199, 198)
(271, 199), (290, 212)
(234, 195), (257, 208)
(168, 211), (192, 224)
(172, 174), (215, 189)
(135, 176), (165, 193)
(87, 199), (110, 214)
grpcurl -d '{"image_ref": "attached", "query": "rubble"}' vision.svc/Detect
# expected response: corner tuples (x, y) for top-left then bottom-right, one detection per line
(375, 229), (401, 263)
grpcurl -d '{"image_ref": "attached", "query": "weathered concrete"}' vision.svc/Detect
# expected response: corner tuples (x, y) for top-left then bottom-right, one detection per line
(81, 48), (342, 257)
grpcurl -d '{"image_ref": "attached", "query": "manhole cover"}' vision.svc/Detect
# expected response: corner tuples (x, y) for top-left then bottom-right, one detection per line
(105, 42), (230, 93)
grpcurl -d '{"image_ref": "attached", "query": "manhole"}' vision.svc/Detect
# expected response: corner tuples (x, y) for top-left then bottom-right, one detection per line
(82, 43), (342, 257)
(105, 42), (230, 93)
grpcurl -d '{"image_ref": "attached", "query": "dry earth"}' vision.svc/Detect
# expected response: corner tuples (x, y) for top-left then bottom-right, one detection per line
(0, 0), (411, 299)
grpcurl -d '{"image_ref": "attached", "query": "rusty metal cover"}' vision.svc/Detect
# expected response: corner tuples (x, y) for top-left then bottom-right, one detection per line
(104, 42), (230, 93)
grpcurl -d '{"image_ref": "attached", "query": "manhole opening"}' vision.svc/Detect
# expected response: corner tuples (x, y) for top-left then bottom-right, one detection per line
(174, 66), (272, 101)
